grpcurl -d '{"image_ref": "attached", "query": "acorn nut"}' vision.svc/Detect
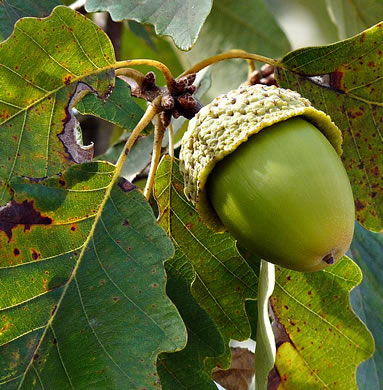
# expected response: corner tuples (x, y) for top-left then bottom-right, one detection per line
(179, 85), (355, 272)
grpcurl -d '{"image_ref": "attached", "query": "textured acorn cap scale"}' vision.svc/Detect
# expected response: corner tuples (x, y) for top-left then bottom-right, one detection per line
(179, 84), (343, 231)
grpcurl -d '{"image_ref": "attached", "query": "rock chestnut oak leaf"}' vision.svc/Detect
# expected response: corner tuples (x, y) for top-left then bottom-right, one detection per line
(0, 162), (186, 388)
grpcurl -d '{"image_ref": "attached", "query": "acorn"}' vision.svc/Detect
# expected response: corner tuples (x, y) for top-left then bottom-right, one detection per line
(179, 85), (355, 272)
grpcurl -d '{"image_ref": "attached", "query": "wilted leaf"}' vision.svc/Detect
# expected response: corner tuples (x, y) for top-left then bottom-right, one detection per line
(0, 0), (62, 40)
(85, 0), (213, 51)
(269, 258), (374, 389)
(0, 6), (116, 206)
(0, 162), (186, 388)
(154, 156), (258, 372)
(157, 251), (224, 389)
(350, 222), (383, 389)
(182, 0), (291, 100)
(76, 77), (153, 135)
(275, 23), (383, 232)
(212, 347), (255, 390)
(327, 0), (383, 39)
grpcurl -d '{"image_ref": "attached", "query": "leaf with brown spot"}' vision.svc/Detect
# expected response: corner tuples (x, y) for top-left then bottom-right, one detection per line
(0, 161), (186, 388)
(268, 258), (374, 389)
(275, 22), (383, 232)
(0, 6), (116, 206)
(212, 347), (255, 390)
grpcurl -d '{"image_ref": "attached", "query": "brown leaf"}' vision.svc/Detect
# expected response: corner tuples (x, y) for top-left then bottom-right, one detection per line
(212, 347), (255, 390)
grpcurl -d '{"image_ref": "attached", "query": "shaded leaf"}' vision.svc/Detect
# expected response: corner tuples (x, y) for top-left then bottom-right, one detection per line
(350, 222), (383, 389)
(212, 347), (255, 390)
(85, 0), (213, 51)
(99, 133), (154, 182)
(154, 156), (259, 372)
(0, 6), (116, 206)
(327, 0), (383, 39)
(157, 250), (224, 389)
(127, 20), (156, 51)
(0, 0), (62, 40)
(275, 23), (383, 232)
(76, 77), (153, 135)
(269, 258), (374, 389)
(119, 21), (184, 91)
(182, 0), (291, 100)
(0, 161), (186, 388)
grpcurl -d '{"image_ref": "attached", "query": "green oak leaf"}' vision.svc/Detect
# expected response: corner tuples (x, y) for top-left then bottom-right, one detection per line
(0, 6), (116, 206)
(154, 156), (258, 372)
(85, 0), (213, 51)
(269, 258), (374, 389)
(0, 0), (62, 40)
(275, 23), (383, 232)
(157, 253), (224, 389)
(76, 77), (153, 136)
(0, 161), (186, 388)
(350, 222), (383, 389)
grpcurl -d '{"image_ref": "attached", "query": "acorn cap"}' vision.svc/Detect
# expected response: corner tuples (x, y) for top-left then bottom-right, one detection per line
(179, 84), (343, 231)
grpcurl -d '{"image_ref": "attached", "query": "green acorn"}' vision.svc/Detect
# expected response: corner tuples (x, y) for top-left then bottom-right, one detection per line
(179, 85), (355, 272)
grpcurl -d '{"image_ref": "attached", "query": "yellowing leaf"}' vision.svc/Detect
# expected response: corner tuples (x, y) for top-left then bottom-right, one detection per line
(270, 259), (374, 389)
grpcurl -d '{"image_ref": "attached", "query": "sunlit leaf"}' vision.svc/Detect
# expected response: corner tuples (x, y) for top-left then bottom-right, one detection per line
(350, 222), (383, 389)
(275, 23), (383, 232)
(154, 156), (258, 373)
(269, 258), (374, 389)
(0, 6), (116, 206)
(0, 162), (186, 388)
(85, 0), (213, 51)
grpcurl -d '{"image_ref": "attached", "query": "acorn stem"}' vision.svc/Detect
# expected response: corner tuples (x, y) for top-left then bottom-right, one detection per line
(178, 50), (279, 78)
(116, 96), (162, 169)
(168, 122), (175, 160)
(115, 59), (175, 92)
(144, 116), (167, 200)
